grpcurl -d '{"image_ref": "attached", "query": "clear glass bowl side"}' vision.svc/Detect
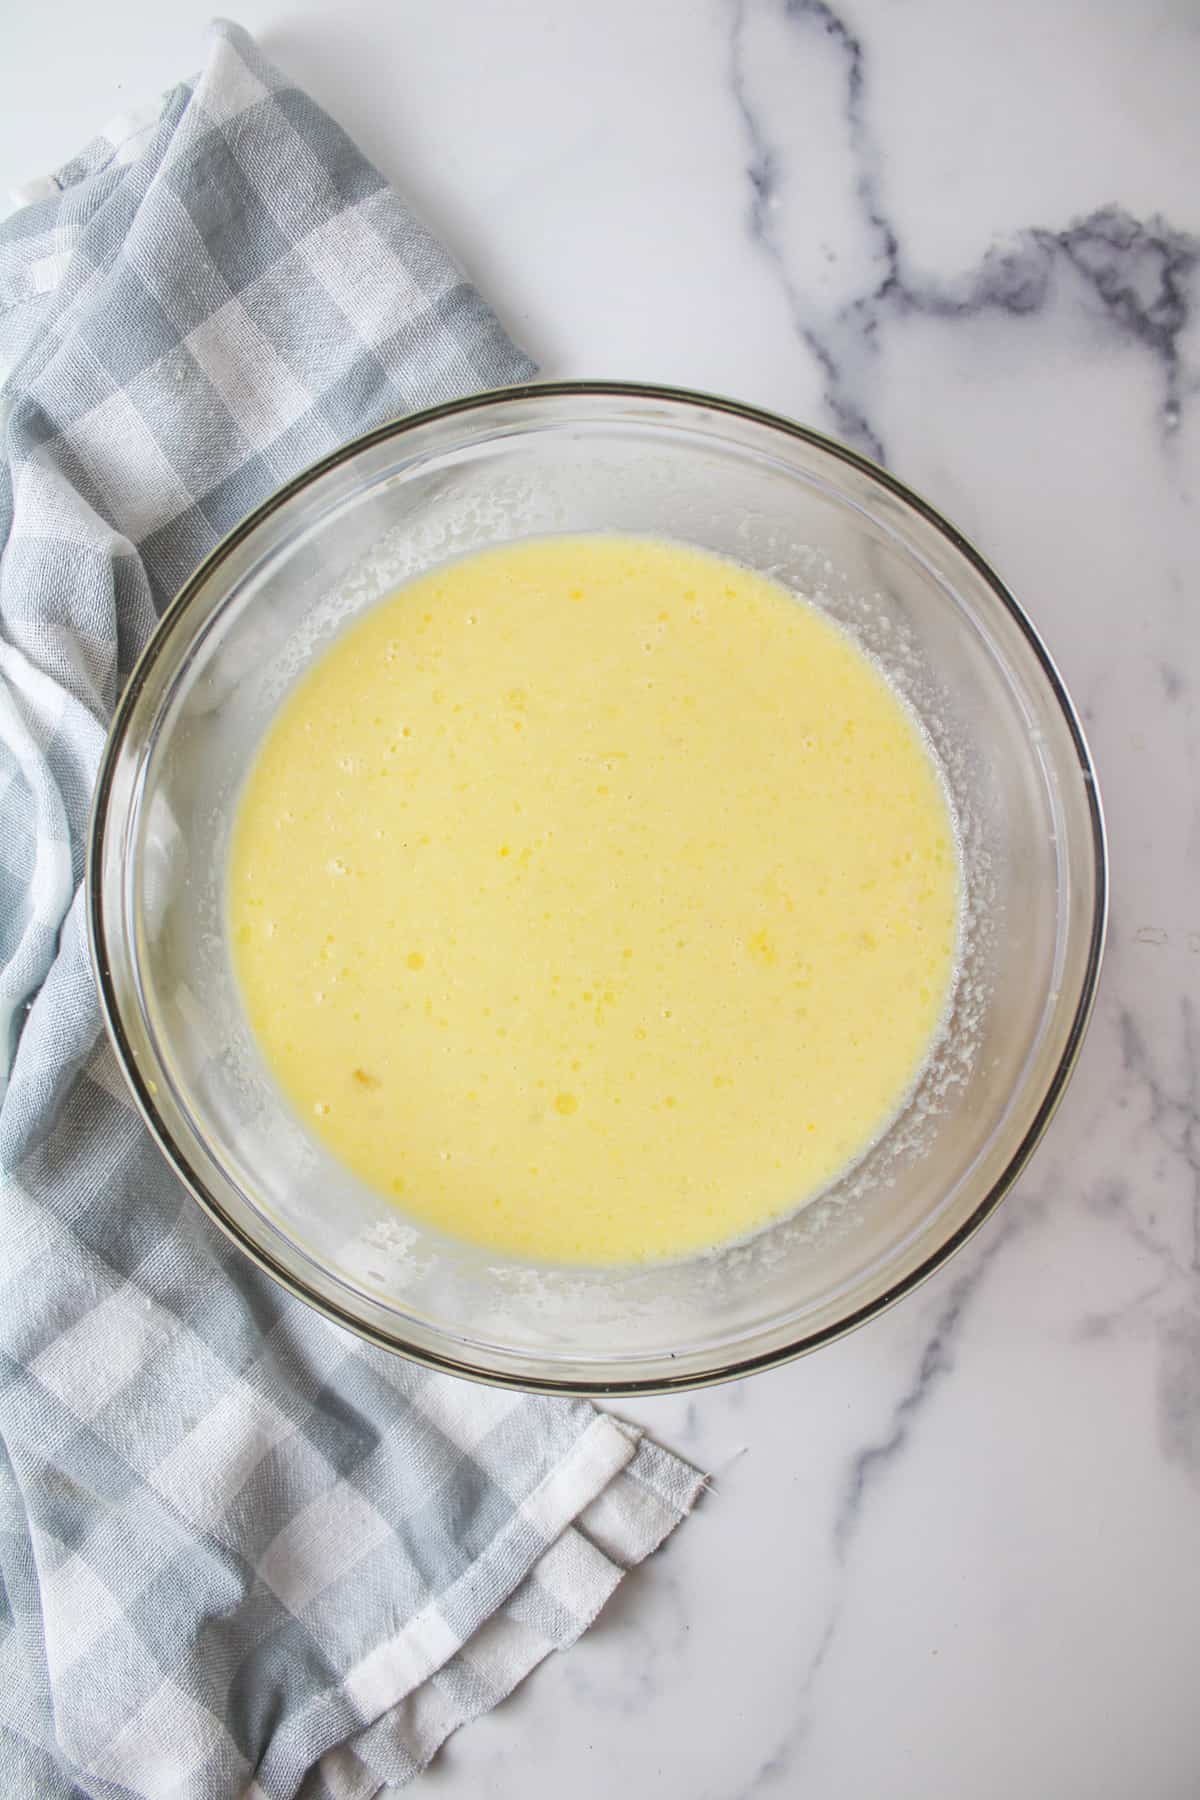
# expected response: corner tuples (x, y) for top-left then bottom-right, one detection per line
(89, 387), (1105, 1391)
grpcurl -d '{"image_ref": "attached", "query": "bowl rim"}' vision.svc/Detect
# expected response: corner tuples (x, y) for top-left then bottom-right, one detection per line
(87, 379), (1109, 1396)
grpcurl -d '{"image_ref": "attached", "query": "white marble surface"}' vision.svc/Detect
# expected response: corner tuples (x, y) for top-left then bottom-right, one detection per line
(4, 2), (1198, 1793)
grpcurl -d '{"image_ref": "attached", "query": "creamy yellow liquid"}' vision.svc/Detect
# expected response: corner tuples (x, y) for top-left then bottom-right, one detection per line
(230, 536), (960, 1265)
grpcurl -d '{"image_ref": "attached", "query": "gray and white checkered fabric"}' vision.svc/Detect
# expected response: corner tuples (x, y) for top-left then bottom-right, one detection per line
(0, 23), (702, 1797)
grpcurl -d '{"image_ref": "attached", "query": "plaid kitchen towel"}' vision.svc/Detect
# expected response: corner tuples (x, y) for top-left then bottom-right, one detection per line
(0, 21), (704, 1798)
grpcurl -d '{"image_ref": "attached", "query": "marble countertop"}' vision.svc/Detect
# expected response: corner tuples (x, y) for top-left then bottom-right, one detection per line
(4, 2), (1197, 1794)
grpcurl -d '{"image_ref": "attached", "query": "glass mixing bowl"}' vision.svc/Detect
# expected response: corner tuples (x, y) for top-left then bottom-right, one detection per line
(88, 383), (1106, 1394)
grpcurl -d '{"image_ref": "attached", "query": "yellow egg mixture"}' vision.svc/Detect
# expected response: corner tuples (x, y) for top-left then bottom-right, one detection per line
(229, 535), (960, 1265)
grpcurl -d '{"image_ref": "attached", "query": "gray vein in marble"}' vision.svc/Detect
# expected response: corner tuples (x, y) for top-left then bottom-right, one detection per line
(1160, 660), (1187, 704)
(1118, 1000), (1200, 1484)
(1063, 995), (1200, 1484)
(1157, 1306), (1200, 1483)
(1118, 999), (1200, 1274)
(1085, 1171), (1182, 1284)
(729, 0), (890, 458)
(558, 1544), (693, 1719)
(1079, 1015), (1198, 1279)
(1073, 1276), (1171, 1343)
(726, 1203), (1026, 1798)
(830, 1214), (1022, 1558)
(729, 0), (1200, 459)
